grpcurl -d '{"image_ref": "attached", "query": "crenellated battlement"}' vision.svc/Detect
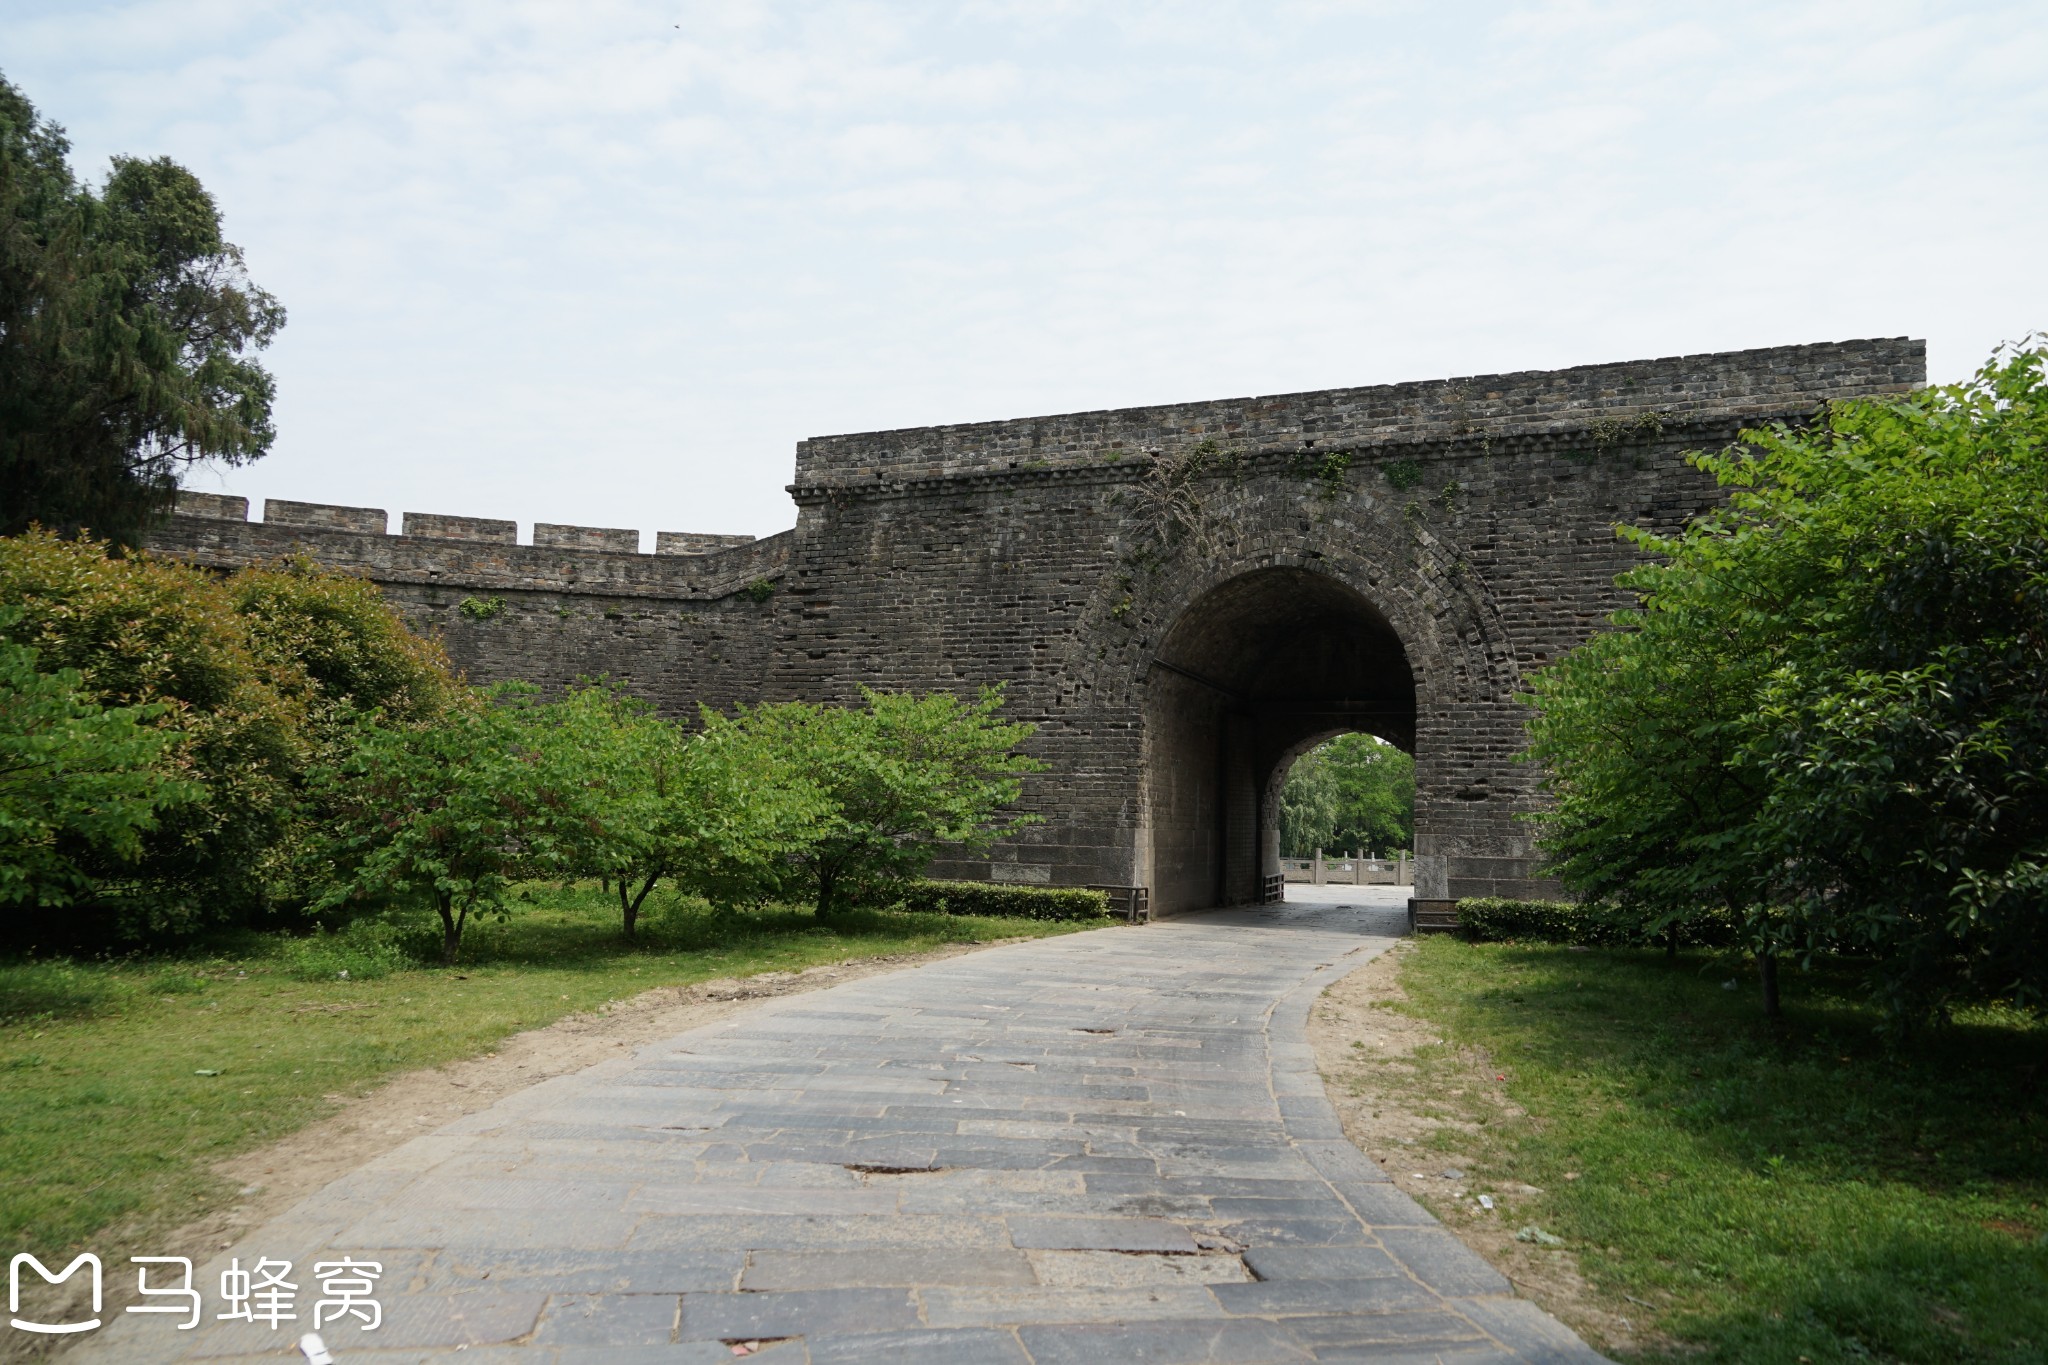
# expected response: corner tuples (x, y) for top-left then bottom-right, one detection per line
(157, 493), (781, 601)
(172, 493), (757, 557)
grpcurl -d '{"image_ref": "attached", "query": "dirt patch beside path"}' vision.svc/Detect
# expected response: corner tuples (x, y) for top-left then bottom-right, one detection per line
(1308, 942), (1667, 1359)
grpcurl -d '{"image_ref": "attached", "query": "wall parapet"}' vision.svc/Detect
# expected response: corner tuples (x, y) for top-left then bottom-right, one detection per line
(155, 498), (787, 601)
(792, 337), (1924, 489)
(405, 512), (515, 543)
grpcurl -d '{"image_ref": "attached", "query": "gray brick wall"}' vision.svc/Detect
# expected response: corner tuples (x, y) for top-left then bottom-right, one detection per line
(151, 337), (1925, 913)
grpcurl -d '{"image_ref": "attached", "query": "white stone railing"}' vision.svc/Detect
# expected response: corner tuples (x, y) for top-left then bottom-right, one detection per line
(1279, 851), (1411, 886)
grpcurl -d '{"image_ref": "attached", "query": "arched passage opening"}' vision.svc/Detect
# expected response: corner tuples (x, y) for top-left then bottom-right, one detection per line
(1142, 566), (1417, 914)
(1271, 731), (1414, 861)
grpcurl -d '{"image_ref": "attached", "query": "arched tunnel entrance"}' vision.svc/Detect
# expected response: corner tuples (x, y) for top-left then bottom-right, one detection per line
(1142, 567), (1417, 915)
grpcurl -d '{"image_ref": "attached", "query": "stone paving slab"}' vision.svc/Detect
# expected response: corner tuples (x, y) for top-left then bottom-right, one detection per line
(80, 889), (1607, 1362)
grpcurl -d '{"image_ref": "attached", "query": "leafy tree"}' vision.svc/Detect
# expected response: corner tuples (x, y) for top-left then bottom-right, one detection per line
(0, 532), (461, 928)
(0, 617), (194, 907)
(1279, 733), (1415, 858)
(0, 74), (283, 546)
(1522, 551), (1786, 1007)
(0, 529), (301, 928)
(733, 687), (1044, 916)
(1734, 343), (2048, 1022)
(1278, 746), (1341, 858)
(312, 685), (566, 964)
(536, 683), (826, 937)
(1525, 341), (2048, 1025)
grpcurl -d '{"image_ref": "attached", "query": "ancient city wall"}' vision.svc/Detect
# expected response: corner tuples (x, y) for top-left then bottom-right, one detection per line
(152, 496), (795, 716)
(150, 337), (1927, 913)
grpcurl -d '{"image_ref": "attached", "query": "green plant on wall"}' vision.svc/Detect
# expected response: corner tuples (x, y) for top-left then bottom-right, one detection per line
(1288, 447), (1352, 501)
(1382, 459), (1424, 491)
(1130, 439), (1244, 560)
(1567, 409), (1672, 464)
(742, 579), (778, 603)
(458, 596), (506, 622)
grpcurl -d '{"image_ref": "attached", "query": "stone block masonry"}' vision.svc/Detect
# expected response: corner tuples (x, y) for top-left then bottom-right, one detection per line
(265, 498), (387, 535)
(657, 530), (757, 555)
(403, 511), (516, 542)
(535, 522), (639, 553)
(153, 338), (1925, 914)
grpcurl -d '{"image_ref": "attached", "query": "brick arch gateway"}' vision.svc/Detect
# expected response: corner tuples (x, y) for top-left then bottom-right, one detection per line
(152, 338), (1924, 918)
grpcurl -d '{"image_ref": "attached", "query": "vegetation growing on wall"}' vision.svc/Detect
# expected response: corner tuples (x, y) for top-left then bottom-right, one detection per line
(1381, 458), (1425, 491)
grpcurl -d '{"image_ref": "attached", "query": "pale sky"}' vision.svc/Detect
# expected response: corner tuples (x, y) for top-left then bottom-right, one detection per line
(9, 1), (2046, 543)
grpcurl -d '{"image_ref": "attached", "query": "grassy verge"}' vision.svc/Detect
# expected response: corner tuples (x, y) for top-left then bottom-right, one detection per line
(1389, 937), (2047, 1364)
(0, 884), (1109, 1265)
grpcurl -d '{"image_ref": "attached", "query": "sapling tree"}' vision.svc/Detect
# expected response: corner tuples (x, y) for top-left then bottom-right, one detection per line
(539, 683), (825, 937)
(733, 686), (1044, 916)
(313, 684), (568, 964)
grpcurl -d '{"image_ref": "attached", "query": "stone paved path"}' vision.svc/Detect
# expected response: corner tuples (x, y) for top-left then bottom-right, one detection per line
(89, 890), (1603, 1363)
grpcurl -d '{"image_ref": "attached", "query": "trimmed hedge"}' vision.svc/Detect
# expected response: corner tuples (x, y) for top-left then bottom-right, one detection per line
(1457, 897), (1738, 948)
(891, 879), (1113, 922)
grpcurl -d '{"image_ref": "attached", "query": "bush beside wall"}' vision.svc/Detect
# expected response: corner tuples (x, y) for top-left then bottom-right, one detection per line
(891, 879), (1113, 921)
(1457, 897), (1739, 948)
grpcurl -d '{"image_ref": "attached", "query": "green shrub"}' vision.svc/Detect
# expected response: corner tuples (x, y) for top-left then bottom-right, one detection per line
(0, 617), (195, 909)
(1457, 896), (1737, 947)
(889, 879), (1112, 921)
(230, 558), (463, 753)
(0, 530), (304, 928)
(0, 532), (463, 932)
(272, 916), (434, 981)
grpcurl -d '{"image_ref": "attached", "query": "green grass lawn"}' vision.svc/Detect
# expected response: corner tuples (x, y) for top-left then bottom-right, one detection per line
(1392, 938), (2048, 1364)
(0, 885), (1108, 1266)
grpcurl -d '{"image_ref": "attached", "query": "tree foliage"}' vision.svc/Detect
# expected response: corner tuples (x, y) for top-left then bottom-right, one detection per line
(0, 531), (1051, 952)
(1278, 733), (1414, 858)
(313, 685), (569, 964)
(0, 532), (460, 929)
(1526, 341), (2048, 1024)
(534, 683), (826, 937)
(729, 687), (1045, 915)
(0, 616), (194, 908)
(0, 74), (283, 546)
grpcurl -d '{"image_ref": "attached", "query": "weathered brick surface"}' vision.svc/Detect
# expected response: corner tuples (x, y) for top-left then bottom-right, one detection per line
(171, 490), (247, 520)
(535, 522), (639, 553)
(403, 511), (517, 543)
(264, 497), (387, 534)
(152, 338), (1924, 912)
(657, 530), (757, 555)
